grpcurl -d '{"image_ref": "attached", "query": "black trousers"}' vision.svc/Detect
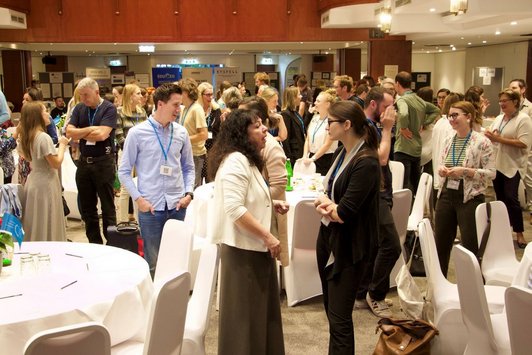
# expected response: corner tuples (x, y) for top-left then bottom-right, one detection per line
(310, 152), (334, 176)
(394, 151), (421, 194)
(357, 199), (401, 301)
(435, 181), (484, 277)
(493, 170), (523, 233)
(75, 157), (117, 244)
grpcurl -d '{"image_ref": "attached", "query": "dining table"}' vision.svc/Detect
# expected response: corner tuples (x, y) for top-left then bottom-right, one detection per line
(0, 241), (153, 354)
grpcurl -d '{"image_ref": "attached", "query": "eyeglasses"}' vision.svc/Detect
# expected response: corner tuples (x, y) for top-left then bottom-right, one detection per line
(327, 119), (345, 125)
(447, 112), (465, 120)
(498, 99), (511, 104)
(437, 96), (447, 100)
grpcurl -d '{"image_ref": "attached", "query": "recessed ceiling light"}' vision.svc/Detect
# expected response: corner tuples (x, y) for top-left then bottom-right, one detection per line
(299, 42), (304, 44)
(450, 44), (454, 47)
(467, 42), (472, 45)
(429, 8), (436, 12)
(412, 41), (415, 44)
(460, 37), (464, 40)
(438, 49), (442, 53)
(452, 47), (456, 51)
(427, 51), (431, 54)
(495, 31), (501, 35)
(510, 21), (517, 25)
(482, 40), (487, 44)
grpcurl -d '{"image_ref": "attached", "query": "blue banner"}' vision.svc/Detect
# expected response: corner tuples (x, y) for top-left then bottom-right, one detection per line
(1, 212), (24, 247)
(152, 68), (181, 88)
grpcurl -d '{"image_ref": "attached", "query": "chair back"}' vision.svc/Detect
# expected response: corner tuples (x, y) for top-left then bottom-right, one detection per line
(475, 201), (519, 285)
(452, 245), (497, 354)
(186, 182), (215, 239)
(418, 218), (450, 295)
(24, 322), (111, 355)
(512, 243), (532, 287)
(144, 270), (191, 355)
(391, 189), (412, 247)
(154, 220), (193, 284)
(182, 244), (220, 353)
(389, 160), (405, 191)
(408, 172), (432, 231)
(291, 200), (322, 252)
(293, 159), (316, 176)
(505, 285), (532, 355)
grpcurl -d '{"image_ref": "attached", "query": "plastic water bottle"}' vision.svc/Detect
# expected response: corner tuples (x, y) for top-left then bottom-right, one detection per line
(285, 159), (293, 191)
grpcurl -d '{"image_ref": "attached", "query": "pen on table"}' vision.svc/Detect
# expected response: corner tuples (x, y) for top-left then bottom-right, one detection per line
(86, 263), (90, 271)
(61, 280), (78, 290)
(0, 293), (23, 300)
(65, 253), (83, 258)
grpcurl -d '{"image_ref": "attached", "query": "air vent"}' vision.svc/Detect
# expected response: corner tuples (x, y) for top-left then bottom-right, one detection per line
(0, 8), (27, 29)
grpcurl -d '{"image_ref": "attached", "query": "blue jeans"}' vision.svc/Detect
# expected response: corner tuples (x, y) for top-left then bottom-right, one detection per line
(138, 206), (186, 275)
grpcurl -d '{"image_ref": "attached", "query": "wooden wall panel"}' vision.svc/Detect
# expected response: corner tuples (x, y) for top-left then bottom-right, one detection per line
(338, 48), (361, 80)
(368, 40), (412, 79)
(1, 50), (31, 112)
(312, 54), (334, 72)
(0, 0), (30, 13)
(179, 0), (229, 41)
(27, 0), (62, 41)
(45, 55), (68, 72)
(61, 0), (114, 41)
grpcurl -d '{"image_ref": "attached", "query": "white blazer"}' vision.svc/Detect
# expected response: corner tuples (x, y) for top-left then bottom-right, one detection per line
(209, 152), (272, 252)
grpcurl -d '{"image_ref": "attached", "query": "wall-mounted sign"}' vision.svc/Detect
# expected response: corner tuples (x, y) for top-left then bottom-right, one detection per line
(214, 67), (241, 85)
(86, 67), (111, 80)
(152, 67), (181, 87)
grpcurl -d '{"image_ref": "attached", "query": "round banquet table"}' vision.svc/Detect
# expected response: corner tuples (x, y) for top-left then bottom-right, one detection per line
(0, 241), (154, 353)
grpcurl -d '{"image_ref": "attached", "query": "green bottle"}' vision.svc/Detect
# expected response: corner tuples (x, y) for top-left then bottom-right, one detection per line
(285, 159), (293, 191)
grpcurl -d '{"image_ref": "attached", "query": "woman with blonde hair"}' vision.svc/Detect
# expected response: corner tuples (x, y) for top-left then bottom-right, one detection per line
(19, 102), (70, 241)
(281, 86), (305, 165)
(259, 86), (287, 142)
(198, 82), (222, 182)
(115, 83), (147, 223)
(302, 89), (338, 175)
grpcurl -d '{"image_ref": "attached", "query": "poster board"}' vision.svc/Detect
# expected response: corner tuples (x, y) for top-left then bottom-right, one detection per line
(472, 67), (504, 117)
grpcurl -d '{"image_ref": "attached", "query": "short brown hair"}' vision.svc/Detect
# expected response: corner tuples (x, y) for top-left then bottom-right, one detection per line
(333, 75), (353, 92)
(254, 72), (270, 85)
(179, 78), (199, 101)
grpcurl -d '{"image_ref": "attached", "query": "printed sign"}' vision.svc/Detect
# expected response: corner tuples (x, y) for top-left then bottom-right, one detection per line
(152, 68), (181, 87)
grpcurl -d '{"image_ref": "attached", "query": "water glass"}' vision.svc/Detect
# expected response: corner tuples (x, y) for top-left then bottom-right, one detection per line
(20, 255), (36, 276)
(38, 254), (51, 274)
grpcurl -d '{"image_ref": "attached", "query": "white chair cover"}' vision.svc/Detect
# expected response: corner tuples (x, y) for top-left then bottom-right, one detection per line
(154, 220), (193, 285)
(388, 160), (404, 191)
(505, 285), (532, 355)
(293, 159), (316, 176)
(389, 188), (412, 288)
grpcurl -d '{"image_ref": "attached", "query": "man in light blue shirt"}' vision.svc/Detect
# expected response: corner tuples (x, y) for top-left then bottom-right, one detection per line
(0, 89), (11, 125)
(119, 83), (195, 274)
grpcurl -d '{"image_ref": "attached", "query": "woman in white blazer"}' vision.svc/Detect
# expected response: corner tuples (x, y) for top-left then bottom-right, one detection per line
(208, 109), (289, 355)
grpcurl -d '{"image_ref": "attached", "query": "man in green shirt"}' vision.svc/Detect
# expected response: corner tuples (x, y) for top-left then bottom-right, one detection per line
(393, 71), (440, 192)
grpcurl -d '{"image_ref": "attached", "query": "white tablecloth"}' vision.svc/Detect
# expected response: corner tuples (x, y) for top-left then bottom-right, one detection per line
(0, 242), (153, 353)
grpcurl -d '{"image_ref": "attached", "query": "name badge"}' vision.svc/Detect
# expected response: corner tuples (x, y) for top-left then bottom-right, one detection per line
(208, 131), (213, 139)
(447, 179), (460, 190)
(85, 140), (96, 146)
(160, 165), (172, 176)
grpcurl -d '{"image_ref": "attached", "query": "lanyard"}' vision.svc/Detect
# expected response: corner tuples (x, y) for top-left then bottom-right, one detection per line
(180, 103), (195, 126)
(294, 111), (305, 136)
(88, 104), (101, 126)
(327, 149), (346, 198)
(366, 118), (381, 138)
(149, 120), (174, 162)
(312, 117), (327, 144)
(451, 131), (471, 167)
(498, 112), (517, 134)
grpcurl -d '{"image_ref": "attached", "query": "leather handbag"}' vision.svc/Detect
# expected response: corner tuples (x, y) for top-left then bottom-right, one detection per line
(373, 318), (438, 355)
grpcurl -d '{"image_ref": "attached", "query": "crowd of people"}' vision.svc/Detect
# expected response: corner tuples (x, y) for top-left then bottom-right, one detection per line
(1, 70), (531, 355)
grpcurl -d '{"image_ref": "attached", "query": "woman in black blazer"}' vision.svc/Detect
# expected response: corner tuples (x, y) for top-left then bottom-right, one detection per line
(281, 87), (306, 166)
(315, 101), (380, 354)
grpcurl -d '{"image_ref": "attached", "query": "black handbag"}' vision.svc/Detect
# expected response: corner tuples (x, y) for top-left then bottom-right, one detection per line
(106, 222), (140, 255)
(403, 230), (425, 277)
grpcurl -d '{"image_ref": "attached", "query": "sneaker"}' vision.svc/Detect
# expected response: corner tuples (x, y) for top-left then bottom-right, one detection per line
(366, 293), (393, 318)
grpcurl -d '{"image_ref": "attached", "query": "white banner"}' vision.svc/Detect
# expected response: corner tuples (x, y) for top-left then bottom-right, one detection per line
(214, 67), (241, 85)
(182, 67), (212, 84)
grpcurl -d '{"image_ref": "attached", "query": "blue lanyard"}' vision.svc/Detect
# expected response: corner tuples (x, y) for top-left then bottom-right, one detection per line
(327, 149), (346, 199)
(312, 117), (327, 144)
(451, 131), (471, 167)
(294, 111), (305, 136)
(180, 103), (195, 126)
(149, 120), (174, 162)
(88, 104), (101, 126)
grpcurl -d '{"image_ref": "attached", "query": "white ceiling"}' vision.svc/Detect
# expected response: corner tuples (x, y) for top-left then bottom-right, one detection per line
(1, 0), (531, 57)
(322, 0), (532, 53)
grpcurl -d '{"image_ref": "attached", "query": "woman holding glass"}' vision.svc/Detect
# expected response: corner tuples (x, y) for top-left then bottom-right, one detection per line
(486, 89), (532, 248)
(208, 109), (289, 355)
(314, 101), (380, 354)
(434, 101), (495, 276)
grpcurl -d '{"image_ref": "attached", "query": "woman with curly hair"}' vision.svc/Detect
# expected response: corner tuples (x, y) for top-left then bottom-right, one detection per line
(208, 109), (289, 355)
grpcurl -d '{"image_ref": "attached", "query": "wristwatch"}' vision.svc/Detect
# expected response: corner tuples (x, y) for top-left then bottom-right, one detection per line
(185, 192), (194, 200)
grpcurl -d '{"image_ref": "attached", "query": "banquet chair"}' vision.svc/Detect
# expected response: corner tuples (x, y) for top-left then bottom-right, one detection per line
(293, 158), (316, 175)
(453, 245), (511, 355)
(154, 220), (193, 285)
(182, 244), (220, 355)
(417, 219), (506, 355)
(475, 201), (520, 286)
(283, 200), (323, 306)
(24, 322), (111, 355)
(407, 172), (432, 232)
(505, 285), (532, 355)
(0, 166), (3, 186)
(511, 242), (532, 287)
(112, 270), (191, 355)
(388, 160), (404, 191)
(389, 188), (412, 288)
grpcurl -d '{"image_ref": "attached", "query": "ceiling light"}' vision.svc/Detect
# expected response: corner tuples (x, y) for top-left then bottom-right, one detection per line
(139, 44), (155, 53)
(429, 8), (436, 12)
(495, 31), (501, 35)
(482, 40), (487, 44)
(460, 37), (464, 40)
(412, 41), (415, 44)
(510, 21), (517, 25)
(450, 0), (468, 16)
(438, 49), (442, 53)
(467, 42), (472, 45)
(452, 47), (456, 51)
(377, 4), (392, 34)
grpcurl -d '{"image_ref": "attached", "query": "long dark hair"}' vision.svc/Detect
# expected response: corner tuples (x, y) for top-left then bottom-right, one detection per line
(328, 100), (379, 151)
(207, 109), (264, 180)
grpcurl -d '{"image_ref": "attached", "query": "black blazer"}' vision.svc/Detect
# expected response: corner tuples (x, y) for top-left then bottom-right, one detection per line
(281, 109), (306, 165)
(316, 144), (380, 280)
